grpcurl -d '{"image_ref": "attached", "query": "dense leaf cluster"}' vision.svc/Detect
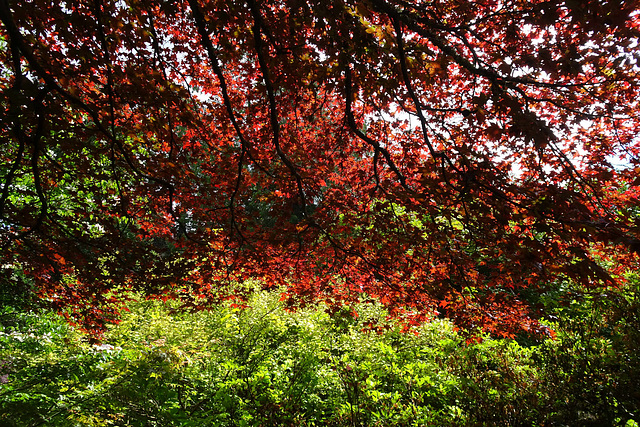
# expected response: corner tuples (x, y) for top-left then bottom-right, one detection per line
(1, 282), (639, 426)
(1, 0), (640, 334)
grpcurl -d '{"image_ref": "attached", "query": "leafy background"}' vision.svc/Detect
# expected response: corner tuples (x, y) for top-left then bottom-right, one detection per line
(1, 278), (639, 426)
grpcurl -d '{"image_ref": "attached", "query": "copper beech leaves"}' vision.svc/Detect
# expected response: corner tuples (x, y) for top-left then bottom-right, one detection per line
(1, 0), (639, 337)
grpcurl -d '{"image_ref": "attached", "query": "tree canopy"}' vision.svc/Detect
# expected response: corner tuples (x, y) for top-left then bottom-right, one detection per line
(1, 0), (639, 336)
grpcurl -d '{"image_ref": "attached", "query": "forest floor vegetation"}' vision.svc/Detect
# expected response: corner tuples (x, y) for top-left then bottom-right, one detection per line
(1, 281), (639, 426)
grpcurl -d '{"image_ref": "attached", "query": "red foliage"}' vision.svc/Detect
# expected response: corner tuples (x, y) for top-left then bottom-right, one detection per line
(1, 0), (639, 336)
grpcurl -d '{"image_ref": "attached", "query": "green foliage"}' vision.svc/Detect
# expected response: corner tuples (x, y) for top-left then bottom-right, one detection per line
(1, 280), (639, 426)
(527, 275), (640, 426)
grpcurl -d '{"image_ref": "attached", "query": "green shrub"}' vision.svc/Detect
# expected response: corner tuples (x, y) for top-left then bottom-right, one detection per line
(1, 280), (639, 426)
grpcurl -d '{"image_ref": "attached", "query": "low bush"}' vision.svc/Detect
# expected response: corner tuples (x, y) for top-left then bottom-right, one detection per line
(1, 282), (638, 426)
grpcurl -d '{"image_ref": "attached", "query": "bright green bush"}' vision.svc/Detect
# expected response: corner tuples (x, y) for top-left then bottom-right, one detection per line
(1, 280), (639, 426)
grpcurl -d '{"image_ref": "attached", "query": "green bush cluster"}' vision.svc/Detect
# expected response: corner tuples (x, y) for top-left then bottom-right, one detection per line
(1, 281), (639, 426)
